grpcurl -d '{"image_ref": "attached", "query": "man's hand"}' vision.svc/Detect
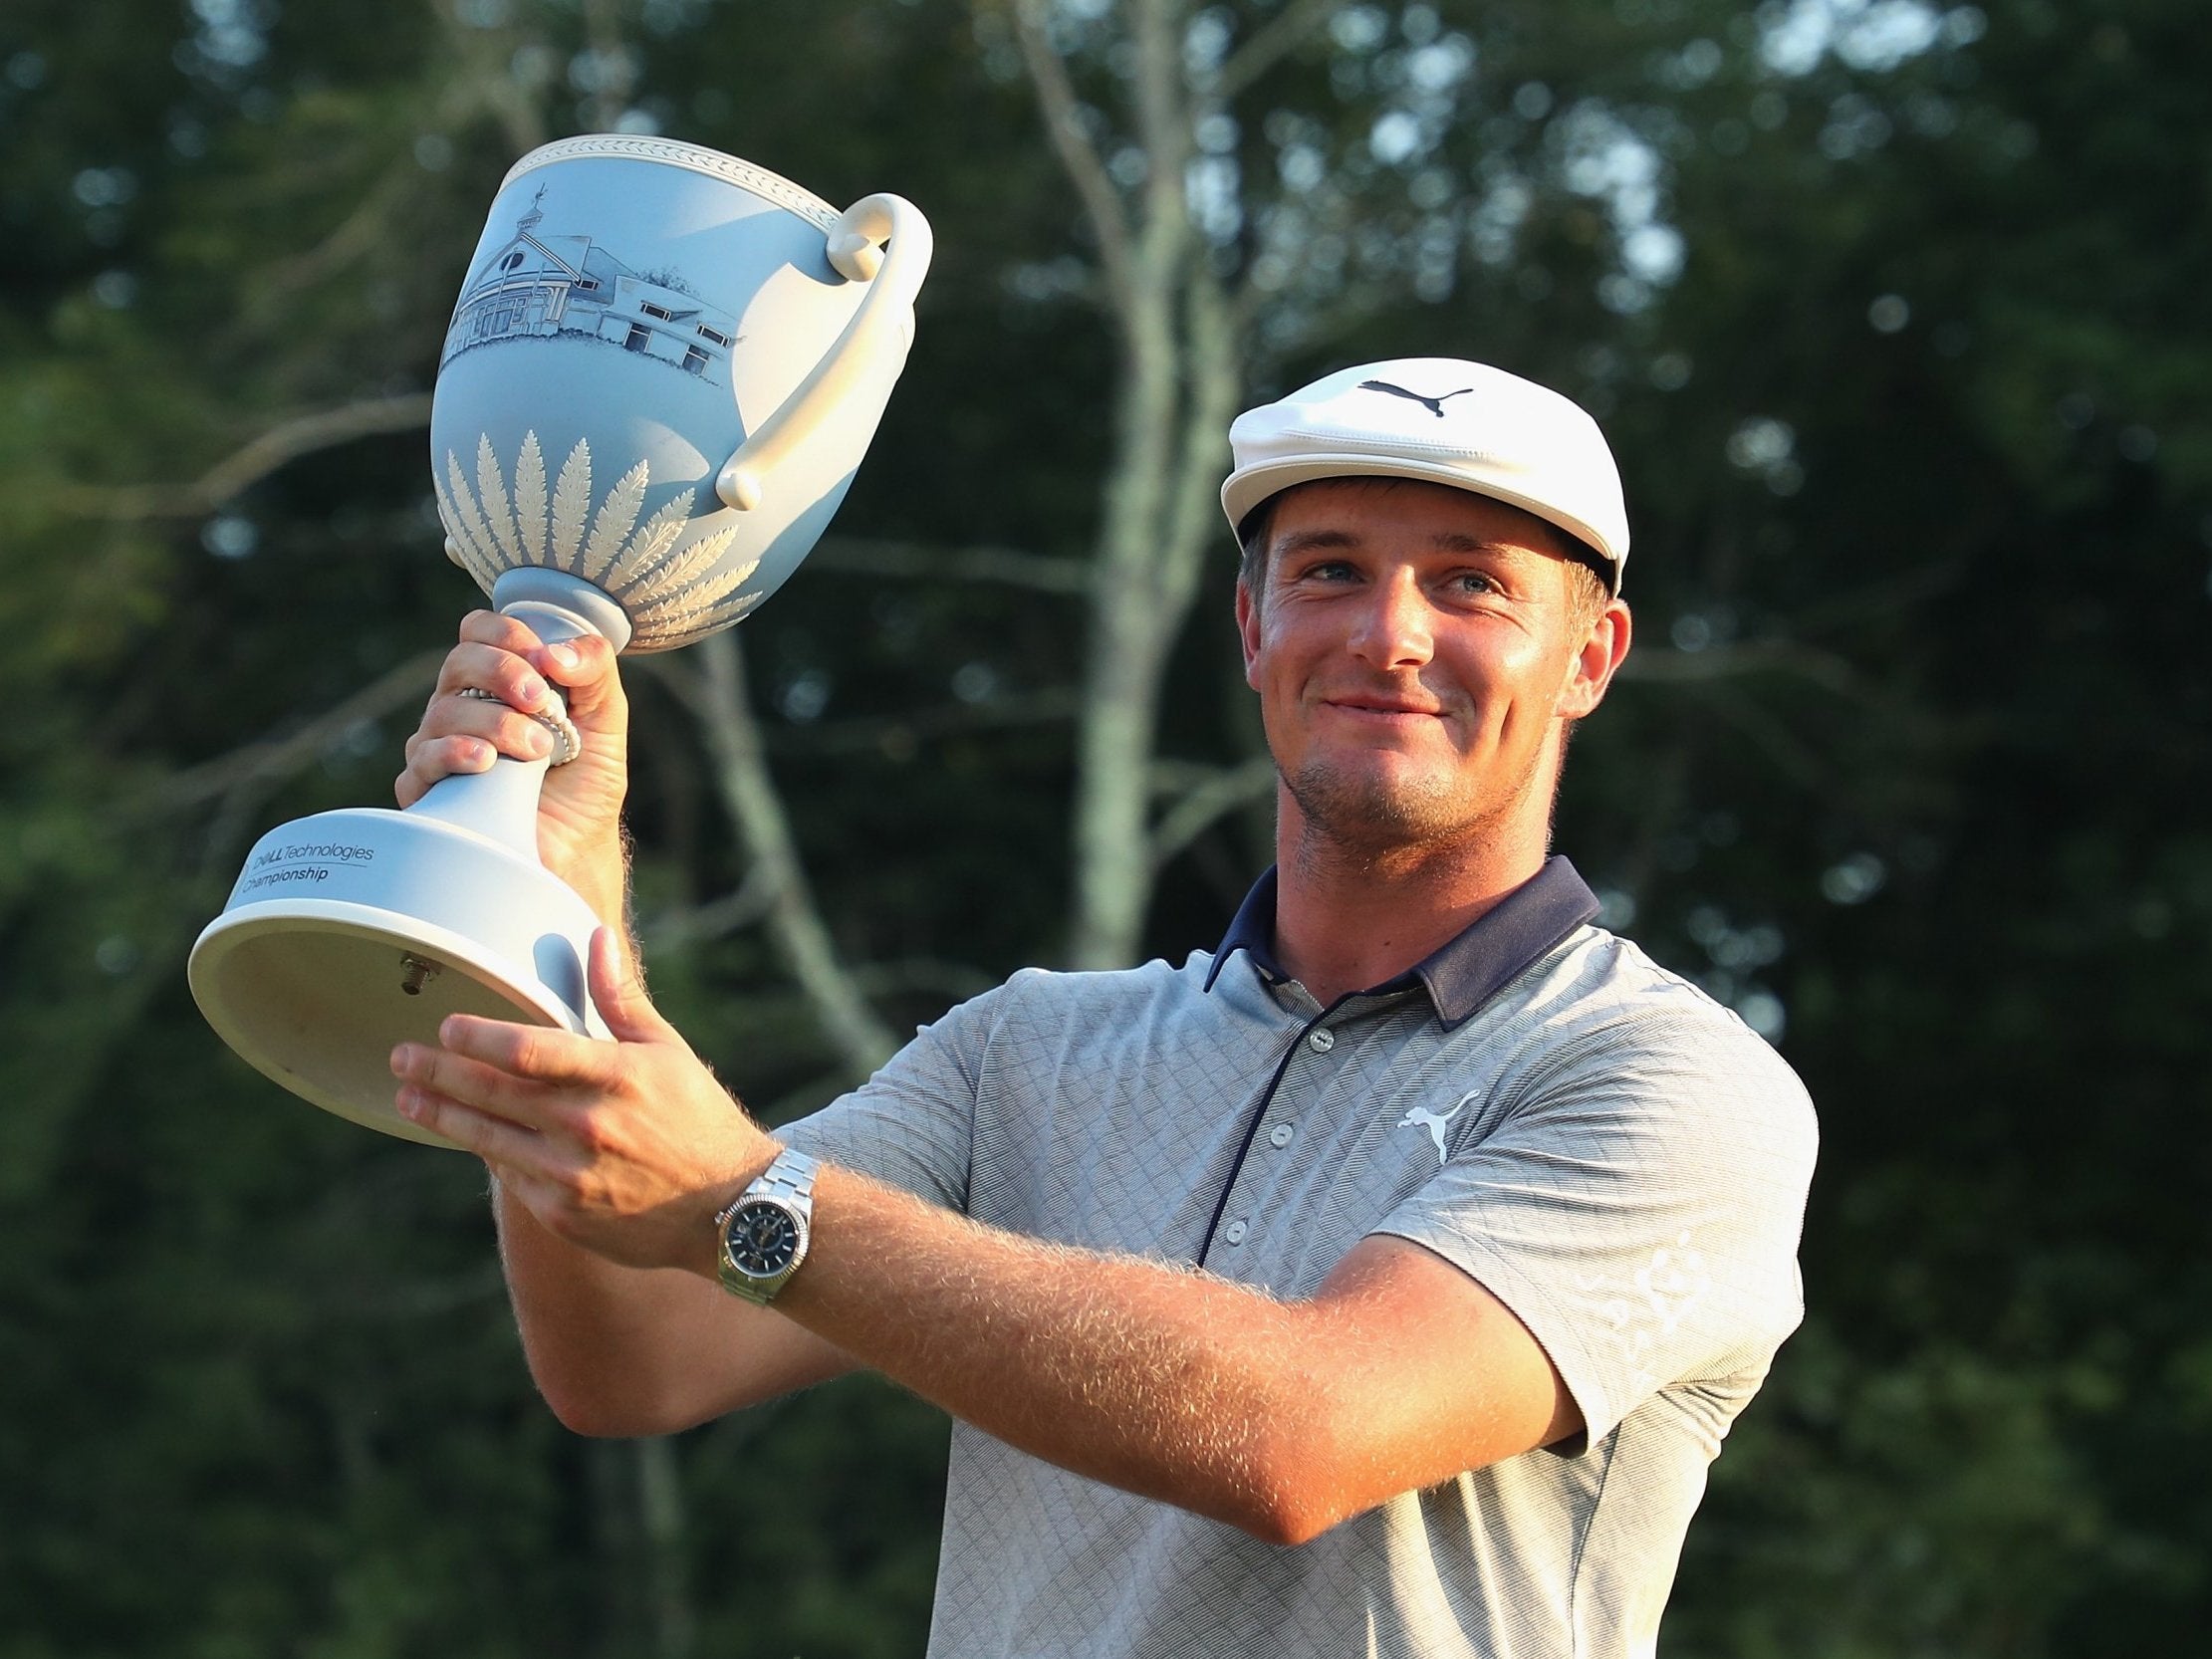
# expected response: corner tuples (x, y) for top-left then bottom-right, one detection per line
(389, 928), (776, 1276)
(396, 609), (630, 910)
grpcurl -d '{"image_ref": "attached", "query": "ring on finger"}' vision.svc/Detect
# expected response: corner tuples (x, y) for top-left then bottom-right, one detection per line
(456, 686), (583, 766)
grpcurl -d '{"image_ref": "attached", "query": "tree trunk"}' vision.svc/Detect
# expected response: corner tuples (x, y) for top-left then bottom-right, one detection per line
(1057, 0), (1248, 970)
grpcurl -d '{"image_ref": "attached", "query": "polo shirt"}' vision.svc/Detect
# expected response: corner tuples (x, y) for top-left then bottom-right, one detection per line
(782, 856), (1817, 1658)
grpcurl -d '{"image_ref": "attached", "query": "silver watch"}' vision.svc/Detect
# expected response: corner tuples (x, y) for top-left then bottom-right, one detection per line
(714, 1149), (820, 1304)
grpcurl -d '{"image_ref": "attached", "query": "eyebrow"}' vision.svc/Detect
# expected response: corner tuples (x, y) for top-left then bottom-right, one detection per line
(1273, 529), (1359, 559)
(1273, 527), (1537, 561)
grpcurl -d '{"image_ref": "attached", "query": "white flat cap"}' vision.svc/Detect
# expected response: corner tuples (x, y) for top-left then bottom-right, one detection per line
(1221, 357), (1630, 591)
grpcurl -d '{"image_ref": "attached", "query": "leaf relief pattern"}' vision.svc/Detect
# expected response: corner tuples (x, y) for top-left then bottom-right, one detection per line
(549, 439), (592, 571)
(432, 432), (769, 647)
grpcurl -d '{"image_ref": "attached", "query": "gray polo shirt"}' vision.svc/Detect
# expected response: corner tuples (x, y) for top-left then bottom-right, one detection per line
(783, 857), (1817, 1658)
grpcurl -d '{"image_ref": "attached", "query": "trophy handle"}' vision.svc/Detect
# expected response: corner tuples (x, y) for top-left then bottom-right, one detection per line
(715, 192), (934, 513)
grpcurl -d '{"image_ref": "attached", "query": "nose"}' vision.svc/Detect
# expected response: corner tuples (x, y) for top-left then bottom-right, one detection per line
(1349, 567), (1434, 669)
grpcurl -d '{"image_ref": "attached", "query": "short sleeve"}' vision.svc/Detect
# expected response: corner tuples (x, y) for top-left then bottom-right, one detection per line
(1372, 1008), (1817, 1448)
(776, 982), (1012, 1214)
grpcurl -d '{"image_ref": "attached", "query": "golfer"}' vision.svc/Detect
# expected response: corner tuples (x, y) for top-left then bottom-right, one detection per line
(391, 357), (1816, 1658)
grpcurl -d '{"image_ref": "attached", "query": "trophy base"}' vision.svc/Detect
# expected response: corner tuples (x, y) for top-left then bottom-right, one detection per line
(188, 803), (609, 1149)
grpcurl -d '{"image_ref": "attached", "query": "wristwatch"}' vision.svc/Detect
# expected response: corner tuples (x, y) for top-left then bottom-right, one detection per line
(714, 1149), (820, 1304)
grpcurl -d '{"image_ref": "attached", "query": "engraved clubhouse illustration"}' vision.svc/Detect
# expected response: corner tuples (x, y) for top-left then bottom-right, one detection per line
(441, 186), (740, 384)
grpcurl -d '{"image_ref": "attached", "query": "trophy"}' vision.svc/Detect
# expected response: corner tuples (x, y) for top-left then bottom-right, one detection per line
(188, 135), (931, 1146)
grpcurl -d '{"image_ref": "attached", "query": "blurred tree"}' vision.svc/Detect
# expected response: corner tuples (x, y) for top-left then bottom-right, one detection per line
(0, 0), (2206, 1655)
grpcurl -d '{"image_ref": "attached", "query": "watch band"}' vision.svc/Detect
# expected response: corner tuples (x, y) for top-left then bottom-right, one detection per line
(714, 1149), (820, 1304)
(749, 1148), (819, 1211)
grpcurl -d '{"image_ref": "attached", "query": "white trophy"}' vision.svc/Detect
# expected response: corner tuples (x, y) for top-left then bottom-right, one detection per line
(189, 136), (931, 1145)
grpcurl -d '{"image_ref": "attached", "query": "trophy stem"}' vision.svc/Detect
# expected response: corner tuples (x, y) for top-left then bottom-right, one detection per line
(409, 750), (554, 854)
(405, 569), (628, 854)
(490, 567), (633, 654)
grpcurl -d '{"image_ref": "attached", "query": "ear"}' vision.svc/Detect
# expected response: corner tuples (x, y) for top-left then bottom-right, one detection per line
(1235, 577), (1264, 688)
(1557, 597), (1632, 720)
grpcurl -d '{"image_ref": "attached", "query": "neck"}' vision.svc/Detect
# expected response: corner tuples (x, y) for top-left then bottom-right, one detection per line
(1268, 790), (1551, 1008)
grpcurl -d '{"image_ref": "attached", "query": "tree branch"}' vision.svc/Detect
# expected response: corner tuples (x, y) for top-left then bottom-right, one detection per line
(1790, 559), (1966, 633)
(1129, 0), (1194, 231)
(1159, 267), (1241, 616)
(765, 687), (1082, 758)
(581, 0), (640, 133)
(1702, 689), (1841, 799)
(428, 0), (551, 156)
(848, 957), (1000, 1003)
(665, 632), (898, 1078)
(151, 647), (446, 876)
(1011, 0), (1138, 310)
(1620, 640), (1945, 743)
(257, 165), (418, 300)
(1148, 754), (1276, 872)
(807, 535), (1091, 594)
(637, 870), (777, 951)
(64, 393), (434, 521)
(1616, 640), (1874, 700)
(1216, 0), (1345, 100)
(153, 648), (447, 815)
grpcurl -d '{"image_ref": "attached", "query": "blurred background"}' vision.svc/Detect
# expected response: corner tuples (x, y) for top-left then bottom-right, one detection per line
(2, 0), (2207, 1653)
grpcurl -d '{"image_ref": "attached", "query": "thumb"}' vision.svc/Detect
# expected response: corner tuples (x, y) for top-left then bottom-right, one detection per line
(588, 927), (675, 1045)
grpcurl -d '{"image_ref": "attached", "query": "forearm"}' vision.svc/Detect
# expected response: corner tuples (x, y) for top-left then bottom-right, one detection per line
(494, 1179), (722, 1431)
(772, 1169), (1358, 1542)
(495, 1179), (847, 1436)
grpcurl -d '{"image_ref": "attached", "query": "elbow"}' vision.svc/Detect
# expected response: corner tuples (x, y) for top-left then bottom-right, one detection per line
(539, 1384), (677, 1440)
(1237, 1494), (1339, 1550)
(531, 1366), (707, 1441)
(1232, 1472), (1351, 1548)
(1225, 1420), (1355, 1548)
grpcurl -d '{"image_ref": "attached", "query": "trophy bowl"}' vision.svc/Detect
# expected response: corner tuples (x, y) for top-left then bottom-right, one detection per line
(188, 136), (931, 1145)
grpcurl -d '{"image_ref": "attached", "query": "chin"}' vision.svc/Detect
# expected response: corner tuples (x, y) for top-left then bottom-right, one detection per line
(1283, 761), (1488, 851)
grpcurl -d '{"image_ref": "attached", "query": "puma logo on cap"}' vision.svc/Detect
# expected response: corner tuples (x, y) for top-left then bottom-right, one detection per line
(1359, 379), (1476, 419)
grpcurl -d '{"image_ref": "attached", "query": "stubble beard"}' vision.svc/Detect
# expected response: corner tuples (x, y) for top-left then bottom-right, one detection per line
(1278, 736), (1555, 875)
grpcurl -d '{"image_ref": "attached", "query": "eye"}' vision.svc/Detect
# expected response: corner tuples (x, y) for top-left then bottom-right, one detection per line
(1448, 569), (1504, 597)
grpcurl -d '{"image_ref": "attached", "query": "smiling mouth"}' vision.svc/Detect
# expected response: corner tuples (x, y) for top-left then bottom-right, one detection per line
(1324, 694), (1445, 718)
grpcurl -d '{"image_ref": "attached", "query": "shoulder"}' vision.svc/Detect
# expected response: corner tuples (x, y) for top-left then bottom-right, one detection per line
(1001, 953), (1204, 1003)
(981, 954), (1207, 1020)
(910, 953), (1223, 1055)
(1511, 925), (1804, 1070)
(1493, 925), (1818, 1150)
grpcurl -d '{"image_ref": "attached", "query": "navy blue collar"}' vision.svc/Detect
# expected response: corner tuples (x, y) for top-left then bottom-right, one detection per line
(1201, 855), (1600, 1028)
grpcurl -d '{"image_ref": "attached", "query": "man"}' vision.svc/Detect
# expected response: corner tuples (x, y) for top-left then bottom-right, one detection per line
(391, 357), (1816, 1658)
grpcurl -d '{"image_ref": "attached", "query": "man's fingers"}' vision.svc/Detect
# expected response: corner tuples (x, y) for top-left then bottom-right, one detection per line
(456, 607), (545, 653)
(396, 637), (568, 806)
(536, 631), (623, 722)
(434, 1013), (624, 1088)
(389, 1037), (566, 1129)
(402, 726), (498, 771)
(393, 1022), (624, 1128)
(432, 640), (559, 715)
(395, 1082), (549, 1165)
(413, 695), (557, 762)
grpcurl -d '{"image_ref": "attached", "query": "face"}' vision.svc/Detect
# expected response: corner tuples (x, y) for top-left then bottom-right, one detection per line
(1236, 479), (1630, 860)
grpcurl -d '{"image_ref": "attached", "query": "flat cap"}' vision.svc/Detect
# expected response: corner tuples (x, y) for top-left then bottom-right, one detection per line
(1221, 357), (1630, 590)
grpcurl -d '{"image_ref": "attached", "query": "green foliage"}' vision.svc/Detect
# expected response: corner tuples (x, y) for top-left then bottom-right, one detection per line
(2, 0), (2207, 1653)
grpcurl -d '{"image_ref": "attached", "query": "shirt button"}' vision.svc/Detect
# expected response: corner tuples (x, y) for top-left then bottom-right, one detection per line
(1268, 1123), (1294, 1149)
(1307, 1028), (1336, 1053)
(1224, 1219), (1249, 1245)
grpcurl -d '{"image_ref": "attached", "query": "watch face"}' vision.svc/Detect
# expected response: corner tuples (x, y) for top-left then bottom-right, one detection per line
(725, 1201), (801, 1277)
